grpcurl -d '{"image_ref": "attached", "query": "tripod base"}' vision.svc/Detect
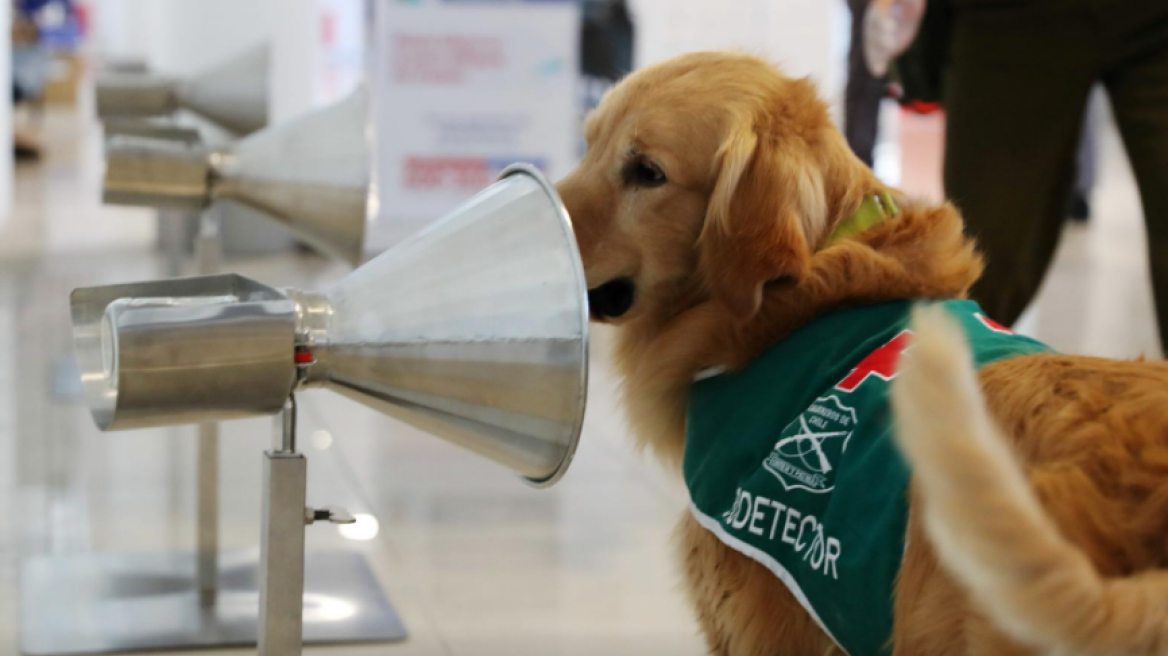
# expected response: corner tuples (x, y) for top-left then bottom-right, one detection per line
(20, 549), (406, 655)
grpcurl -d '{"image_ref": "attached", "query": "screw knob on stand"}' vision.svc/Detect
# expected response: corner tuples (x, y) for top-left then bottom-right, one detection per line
(305, 506), (356, 525)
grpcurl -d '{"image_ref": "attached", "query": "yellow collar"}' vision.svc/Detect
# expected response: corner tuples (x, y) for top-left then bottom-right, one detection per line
(825, 191), (899, 246)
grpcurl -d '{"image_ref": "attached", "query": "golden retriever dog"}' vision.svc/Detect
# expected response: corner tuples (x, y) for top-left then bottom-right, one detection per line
(557, 51), (1168, 655)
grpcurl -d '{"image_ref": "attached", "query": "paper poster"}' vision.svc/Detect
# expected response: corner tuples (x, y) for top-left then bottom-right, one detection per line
(367, 0), (580, 251)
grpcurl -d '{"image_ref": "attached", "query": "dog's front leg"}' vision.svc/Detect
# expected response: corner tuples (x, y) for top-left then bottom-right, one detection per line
(675, 512), (840, 656)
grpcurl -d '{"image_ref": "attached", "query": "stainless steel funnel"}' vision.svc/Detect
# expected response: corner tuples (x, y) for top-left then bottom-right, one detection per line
(102, 88), (370, 265)
(211, 86), (369, 265)
(96, 45), (270, 136)
(71, 165), (589, 485)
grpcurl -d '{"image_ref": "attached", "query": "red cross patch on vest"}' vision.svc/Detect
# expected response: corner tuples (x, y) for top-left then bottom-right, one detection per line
(834, 330), (913, 393)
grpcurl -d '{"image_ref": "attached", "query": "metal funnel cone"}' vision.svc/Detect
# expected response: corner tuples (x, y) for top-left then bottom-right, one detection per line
(96, 45), (269, 136)
(100, 88), (369, 265)
(174, 45), (269, 136)
(70, 166), (589, 486)
(305, 164), (589, 485)
(209, 87), (369, 266)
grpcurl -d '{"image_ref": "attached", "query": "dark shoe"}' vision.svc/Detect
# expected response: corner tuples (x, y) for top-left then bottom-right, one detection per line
(1069, 194), (1090, 222)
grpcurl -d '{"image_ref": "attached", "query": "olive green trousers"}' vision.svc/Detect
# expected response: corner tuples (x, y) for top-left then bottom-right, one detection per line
(944, 0), (1168, 351)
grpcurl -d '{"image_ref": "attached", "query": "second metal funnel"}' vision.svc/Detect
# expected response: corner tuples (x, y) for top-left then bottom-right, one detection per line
(102, 88), (370, 265)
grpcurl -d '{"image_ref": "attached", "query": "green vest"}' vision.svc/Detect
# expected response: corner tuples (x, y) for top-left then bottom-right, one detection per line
(684, 300), (1051, 656)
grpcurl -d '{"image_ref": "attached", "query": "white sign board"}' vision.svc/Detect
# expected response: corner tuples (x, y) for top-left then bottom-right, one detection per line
(368, 1), (580, 251)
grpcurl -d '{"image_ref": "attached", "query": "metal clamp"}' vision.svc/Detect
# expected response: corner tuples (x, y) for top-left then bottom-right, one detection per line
(306, 506), (356, 526)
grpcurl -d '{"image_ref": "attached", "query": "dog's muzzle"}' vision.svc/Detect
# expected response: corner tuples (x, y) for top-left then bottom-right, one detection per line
(588, 278), (635, 320)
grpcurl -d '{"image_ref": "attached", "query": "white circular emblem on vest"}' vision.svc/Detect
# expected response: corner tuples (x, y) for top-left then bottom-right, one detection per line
(765, 394), (857, 494)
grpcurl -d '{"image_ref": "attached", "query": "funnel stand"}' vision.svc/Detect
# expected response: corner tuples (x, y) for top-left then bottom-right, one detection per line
(259, 396), (382, 656)
(20, 393), (406, 656)
(156, 209), (197, 278)
(195, 208), (223, 605)
(258, 397), (306, 655)
(196, 419), (220, 605)
(195, 206), (223, 275)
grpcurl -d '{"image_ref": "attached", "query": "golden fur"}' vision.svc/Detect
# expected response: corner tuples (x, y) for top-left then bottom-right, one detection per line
(557, 51), (1168, 655)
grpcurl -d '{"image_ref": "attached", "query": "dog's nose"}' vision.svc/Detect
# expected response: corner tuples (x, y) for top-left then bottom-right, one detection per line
(588, 278), (636, 320)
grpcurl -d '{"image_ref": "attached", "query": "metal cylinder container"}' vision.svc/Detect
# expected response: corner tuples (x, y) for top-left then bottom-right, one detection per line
(96, 76), (180, 119)
(71, 275), (298, 430)
(102, 118), (203, 145)
(102, 136), (213, 209)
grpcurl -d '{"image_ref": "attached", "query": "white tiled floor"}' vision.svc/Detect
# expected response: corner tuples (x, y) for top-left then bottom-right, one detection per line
(0, 83), (1161, 656)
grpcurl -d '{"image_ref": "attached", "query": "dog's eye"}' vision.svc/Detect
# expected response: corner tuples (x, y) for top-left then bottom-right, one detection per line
(624, 159), (667, 188)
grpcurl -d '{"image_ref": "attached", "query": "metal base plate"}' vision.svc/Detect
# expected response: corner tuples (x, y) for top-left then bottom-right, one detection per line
(20, 550), (407, 655)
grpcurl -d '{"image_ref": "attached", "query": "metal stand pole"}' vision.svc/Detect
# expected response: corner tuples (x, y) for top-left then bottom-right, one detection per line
(157, 209), (188, 278)
(259, 397), (307, 656)
(195, 207), (223, 605)
(195, 207), (224, 274)
(22, 384), (405, 655)
(196, 421), (220, 605)
(258, 396), (363, 656)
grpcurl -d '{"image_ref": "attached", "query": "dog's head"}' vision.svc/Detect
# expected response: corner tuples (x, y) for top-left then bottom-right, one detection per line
(558, 52), (877, 325)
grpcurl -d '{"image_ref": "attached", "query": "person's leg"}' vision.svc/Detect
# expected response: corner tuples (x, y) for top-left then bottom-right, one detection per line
(845, 0), (885, 167)
(944, 2), (1099, 325)
(1070, 86), (1103, 222)
(1101, 5), (1168, 352)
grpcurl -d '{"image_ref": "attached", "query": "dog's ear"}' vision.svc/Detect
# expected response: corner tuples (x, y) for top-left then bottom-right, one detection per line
(700, 119), (827, 319)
